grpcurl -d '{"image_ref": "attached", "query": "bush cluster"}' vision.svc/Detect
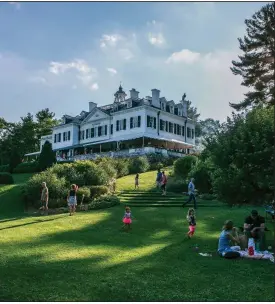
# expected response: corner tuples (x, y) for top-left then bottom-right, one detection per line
(0, 172), (14, 184)
(13, 162), (39, 173)
(0, 165), (9, 173)
(88, 194), (120, 210)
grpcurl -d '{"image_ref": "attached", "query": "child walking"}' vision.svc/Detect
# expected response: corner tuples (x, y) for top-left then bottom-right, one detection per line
(135, 174), (139, 189)
(186, 208), (196, 238)
(122, 206), (133, 232)
(67, 184), (78, 216)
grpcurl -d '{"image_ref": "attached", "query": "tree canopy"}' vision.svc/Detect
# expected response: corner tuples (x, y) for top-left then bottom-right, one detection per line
(230, 3), (275, 110)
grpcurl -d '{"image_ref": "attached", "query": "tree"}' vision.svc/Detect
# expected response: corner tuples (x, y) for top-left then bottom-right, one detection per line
(203, 107), (274, 204)
(9, 150), (22, 173)
(230, 3), (275, 110)
(36, 108), (60, 140)
(38, 141), (56, 171)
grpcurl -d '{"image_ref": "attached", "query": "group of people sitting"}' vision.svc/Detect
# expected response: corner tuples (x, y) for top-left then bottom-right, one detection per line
(218, 209), (267, 258)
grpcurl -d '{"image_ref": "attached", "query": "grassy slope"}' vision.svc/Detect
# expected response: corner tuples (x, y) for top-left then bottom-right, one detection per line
(0, 171), (274, 301)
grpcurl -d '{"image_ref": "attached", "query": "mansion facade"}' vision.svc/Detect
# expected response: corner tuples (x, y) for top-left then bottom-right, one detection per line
(25, 86), (196, 161)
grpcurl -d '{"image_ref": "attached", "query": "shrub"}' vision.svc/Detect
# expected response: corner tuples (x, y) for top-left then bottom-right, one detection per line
(47, 198), (67, 209)
(174, 155), (197, 178)
(49, 163), (85, 186)
(13, 162), (39, 173)
(129, 156), (150, 174)
(24, 171), (67, 205)
(199, 193), (217, 200)
(97, 159), (117, 179)
(90, 185), (109, 199)
(187, 159), (213, 194)
(73, 161), (109, 186)
(166, 177), (188, 194)
(76, 187), (91, 203)
(113, 158), (129, 178)
(88, 194), (120, 210)
(150, 162), (163, 171)
(0, 173), (14, 184)
(0, 165), (9, 173)
(9, 150), (22, 173)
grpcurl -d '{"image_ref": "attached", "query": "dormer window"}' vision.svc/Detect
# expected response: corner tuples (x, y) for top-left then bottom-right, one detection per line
(178, 110), (182, 116)
(127, 101), (132, 108)
(161, 103), (165, 111)
(170, 106), (174, 114)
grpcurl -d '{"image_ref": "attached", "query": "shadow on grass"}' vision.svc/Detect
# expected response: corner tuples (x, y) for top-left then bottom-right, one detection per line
(0, 206), (274, 301)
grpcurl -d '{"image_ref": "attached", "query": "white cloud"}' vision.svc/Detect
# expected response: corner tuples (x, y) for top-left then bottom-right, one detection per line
(166, 49), (201, 64)
(49, 59), (92, 75)
(90, 83), (99, 91)
(106, 68), (117, 76)
(8, 2), (21, 10)
(148, 33), (165, 46)
(118, 48), (134, 60)
(100, 34), (123, 48)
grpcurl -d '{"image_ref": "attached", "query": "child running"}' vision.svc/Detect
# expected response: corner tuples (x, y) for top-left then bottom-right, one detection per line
(135, 174), (139, 189)
(186, 208), (196, 238)
(122, 206), (133, 232)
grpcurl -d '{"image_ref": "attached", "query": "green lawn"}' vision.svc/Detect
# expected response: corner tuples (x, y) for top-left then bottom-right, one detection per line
(0, 172), (274, 301)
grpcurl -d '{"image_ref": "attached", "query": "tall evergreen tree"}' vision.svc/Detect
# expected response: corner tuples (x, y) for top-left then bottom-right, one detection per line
(230, 3), (275, 110)
(38, 141), (56, 171)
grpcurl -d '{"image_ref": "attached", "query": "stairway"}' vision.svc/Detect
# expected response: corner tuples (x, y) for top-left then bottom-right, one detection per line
(117, 190), (225, 207)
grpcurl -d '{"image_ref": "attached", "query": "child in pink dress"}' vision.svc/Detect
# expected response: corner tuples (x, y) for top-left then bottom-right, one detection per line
(186, 208), (196, 239)
(122, 206), (133, 232)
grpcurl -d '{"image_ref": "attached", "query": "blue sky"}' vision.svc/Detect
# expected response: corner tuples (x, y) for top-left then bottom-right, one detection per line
(0, 1), (267, 122)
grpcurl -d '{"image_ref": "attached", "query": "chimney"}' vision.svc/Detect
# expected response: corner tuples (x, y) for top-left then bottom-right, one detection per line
(130, 88), (139, 100)
(182, 101), (187, 117)
(89, 101), (97, 112)
(151, 89), (160, 108)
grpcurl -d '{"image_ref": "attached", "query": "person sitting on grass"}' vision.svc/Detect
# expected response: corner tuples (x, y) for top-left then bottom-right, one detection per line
(40, 182), (49, 216)
(218, 220), (241, 259)
(67, 184), (78, 216)
(244, 210), (266, 251)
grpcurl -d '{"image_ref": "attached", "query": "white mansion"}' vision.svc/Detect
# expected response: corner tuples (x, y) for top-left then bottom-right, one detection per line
(25, 86), (196, 161)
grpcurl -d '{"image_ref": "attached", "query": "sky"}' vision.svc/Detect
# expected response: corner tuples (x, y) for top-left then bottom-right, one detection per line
(0, 1), (268, 123)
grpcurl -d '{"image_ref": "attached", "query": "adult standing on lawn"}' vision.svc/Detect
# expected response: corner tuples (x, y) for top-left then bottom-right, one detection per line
(244, 210), (266, 250)
(40, 182), (49, 215)
(67, 184), (78, 216)
(156, 169), (163, 189)
(161, 171), (167, 196)
(182, 178), (197, 209)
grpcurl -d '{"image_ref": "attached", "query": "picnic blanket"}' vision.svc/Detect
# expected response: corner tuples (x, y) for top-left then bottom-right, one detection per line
(239, 250), (274, 260)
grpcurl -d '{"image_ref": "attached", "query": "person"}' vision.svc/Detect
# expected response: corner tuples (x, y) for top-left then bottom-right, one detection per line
(40, 182), (49, 215)
(134, 174), (139, 189)
(244, 210), (266, 251)
(182, 178), (197, 209)
(122, 206), (133, 232)
(186, 208), (196, 239)
(156, 169), (163, 189)
(218, 220), (241, 258)
(161, 171), (167, 196)
(67, 184), (78, 216)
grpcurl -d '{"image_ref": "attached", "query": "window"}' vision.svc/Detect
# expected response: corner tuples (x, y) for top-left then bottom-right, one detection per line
(161, 103), (165, 111)
(169, 122), (173, 133)
(130, 116), (141, 129)
(177, 124), (181, 135)
(165, 121), (168, 132)
(160, 119), (165, 131)
(116, 119), (127, 131)
(178, 110), (182, 116)
(110, 124), (113, 135)
(98, 126), (102, 137)
(191, 129), (194, 139)
(127, 101), (132, 108)
(86, 129), (90, 139)
(81, 130), (85, 140)
(63, 131), (71, 142)
(58, 133), (61, 142)
(173, 123), (177, 134)
(170, 106), (174, 114)
(187, 127), (191, 138)
(147, 116), (156, 129)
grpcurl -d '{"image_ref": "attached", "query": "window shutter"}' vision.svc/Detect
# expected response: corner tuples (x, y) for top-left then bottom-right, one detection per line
(138, 116), (141, 127)
(91, 128), (94, 138)
(105, 125), (107, 135)
(192, 129), (194, 139)
(147, 116), (150, 127)
(59, 133), (61, 142)
(98, 126), (102, 137)
(116, 120), (119, 131)
(68, 131), (71, 140)
(86, 129), (89, 139)
(63, 132), (65, 141)
(54, 134), (56, 143)
(130, 117), (133, 129)
(110, 124), (113, 134)
(182, 126), (185, 136)
(153, 117), (156, 129)
(123, 119), (126, 130)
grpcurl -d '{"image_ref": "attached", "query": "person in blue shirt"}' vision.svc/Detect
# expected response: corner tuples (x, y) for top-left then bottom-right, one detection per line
(182, 178), (197, 209)
(156, 169), (163, 189)
(218, 220), (241, 258)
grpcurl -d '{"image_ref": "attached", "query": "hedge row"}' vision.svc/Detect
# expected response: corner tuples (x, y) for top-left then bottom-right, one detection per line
(0, 173), (14, 184)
